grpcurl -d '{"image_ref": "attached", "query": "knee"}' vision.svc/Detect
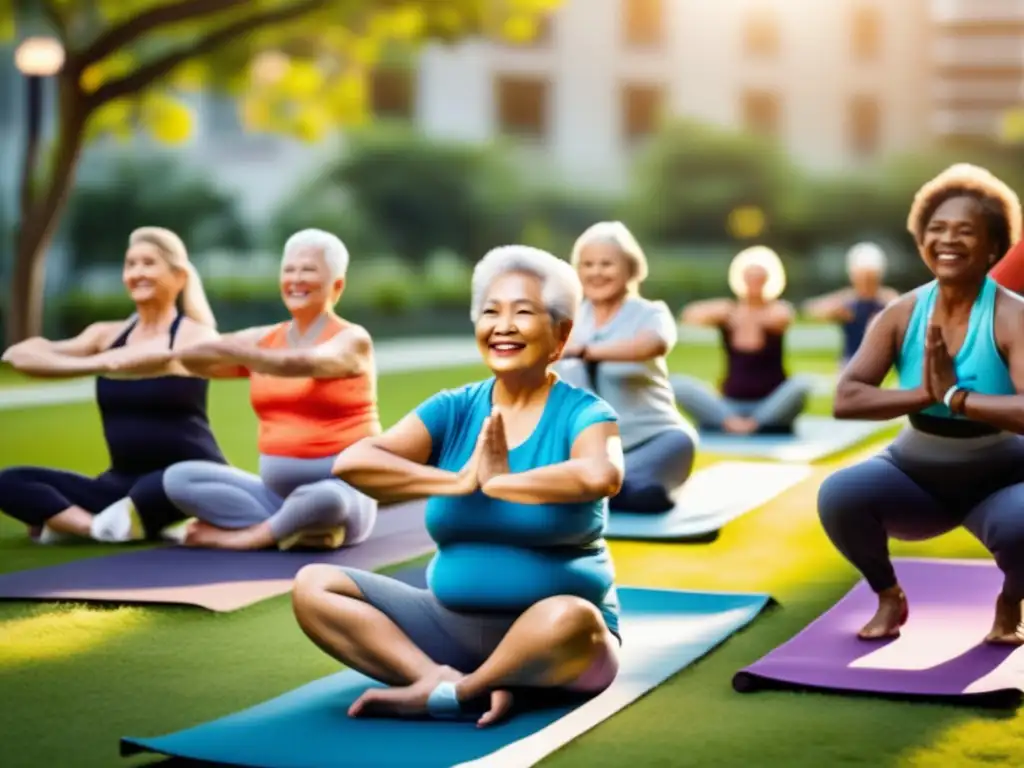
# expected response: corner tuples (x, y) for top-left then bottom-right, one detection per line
(291, 564), (359, 623)
(162, 461), (205, 496)
(302, 481), (347, 517)
(0, 467), (33, 503)
(531, 596), (606, 645)
(816, 471), (860, 533)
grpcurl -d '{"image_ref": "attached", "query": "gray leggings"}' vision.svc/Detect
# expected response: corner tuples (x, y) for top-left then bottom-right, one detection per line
(818, 432), (1024, 597)
(671, 374), (811, 432)
(612, 428), (696, 513)
(162, 455), (377, 545)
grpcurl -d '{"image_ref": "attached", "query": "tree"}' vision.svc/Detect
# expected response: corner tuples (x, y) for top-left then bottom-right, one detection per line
(0, 0), (562, 344)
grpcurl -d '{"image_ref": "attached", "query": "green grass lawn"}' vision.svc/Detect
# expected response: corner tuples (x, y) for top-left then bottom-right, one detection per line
(0, 346), (1017, 768)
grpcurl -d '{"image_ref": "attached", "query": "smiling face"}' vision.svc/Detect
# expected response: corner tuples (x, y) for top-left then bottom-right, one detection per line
(280, 247), (342, 316)
(576, 241), (632, 303)
(123, 242), (185, 308)
(920, 195), (995, 285)
(474, 271), (569, 376)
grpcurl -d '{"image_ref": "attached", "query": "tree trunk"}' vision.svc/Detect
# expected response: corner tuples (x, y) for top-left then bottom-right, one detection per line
(5, 84), (88, 347)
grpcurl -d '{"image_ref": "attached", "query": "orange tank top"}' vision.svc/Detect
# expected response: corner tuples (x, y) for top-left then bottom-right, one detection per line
(249, 315), (381, 458)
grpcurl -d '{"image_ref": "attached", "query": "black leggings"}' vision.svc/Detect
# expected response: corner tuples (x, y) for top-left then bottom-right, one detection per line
(0, 466), (185, 539)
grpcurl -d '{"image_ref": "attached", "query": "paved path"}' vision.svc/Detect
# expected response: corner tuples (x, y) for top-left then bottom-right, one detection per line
(0, 327), (840, 412)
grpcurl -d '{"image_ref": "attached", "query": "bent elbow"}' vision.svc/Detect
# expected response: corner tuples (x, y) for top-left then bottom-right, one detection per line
(331, 439), (374, 479)
(585, 461), (623, 498)
(832, 391), (856, 420)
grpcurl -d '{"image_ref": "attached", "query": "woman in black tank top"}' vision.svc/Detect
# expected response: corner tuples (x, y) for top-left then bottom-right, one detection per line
(0, 227), (226, 543)
(670, 245), (812, 435)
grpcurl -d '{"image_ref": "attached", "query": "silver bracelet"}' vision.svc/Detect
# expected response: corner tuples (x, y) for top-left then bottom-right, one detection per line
(942, 384), (960, 409)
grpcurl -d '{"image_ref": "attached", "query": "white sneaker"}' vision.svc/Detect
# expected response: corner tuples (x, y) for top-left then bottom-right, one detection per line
(90, 497), (145, 543)
(160, 518), (195, 544)
(35, 525), (76, 545)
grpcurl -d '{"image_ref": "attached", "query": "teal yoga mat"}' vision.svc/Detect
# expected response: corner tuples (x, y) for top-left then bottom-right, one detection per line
(697, 415), (897, 462)
(607, 461), (812, 541)
(122, 584), (773, 767)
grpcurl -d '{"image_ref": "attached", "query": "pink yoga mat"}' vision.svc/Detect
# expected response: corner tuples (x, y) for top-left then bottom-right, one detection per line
(733, 558), (1024, 707)
(0, 501), (434, 611)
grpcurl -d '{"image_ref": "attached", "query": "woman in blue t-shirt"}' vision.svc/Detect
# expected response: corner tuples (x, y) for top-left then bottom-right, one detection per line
(292, 245), (624, 726)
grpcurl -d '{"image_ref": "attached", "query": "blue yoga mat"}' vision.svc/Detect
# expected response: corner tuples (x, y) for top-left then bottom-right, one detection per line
(122, 585), (772, 768)
(697, 415), (897, 462)
(606, 461), (811, 541)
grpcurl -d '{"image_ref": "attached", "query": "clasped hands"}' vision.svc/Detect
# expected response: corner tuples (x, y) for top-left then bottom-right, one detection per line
(102, 338), (246, 376)
(923, 324), (960, 408)
(453, 409), (512, 496)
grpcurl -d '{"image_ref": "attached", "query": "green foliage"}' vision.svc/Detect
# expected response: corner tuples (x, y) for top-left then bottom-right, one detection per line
(322, 125), (525, 262)
(63, 154), (251, 267)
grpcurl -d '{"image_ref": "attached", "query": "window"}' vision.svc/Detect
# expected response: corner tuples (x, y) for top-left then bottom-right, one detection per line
(849, 95), (881, 156)
(371, 68), (415, 120)
(744, 10), (779, 58)
(621, 82), (664, 141)
(495, 75), (549, 138)
(851, 5), (882, 62)
(623, 0), (662, 48)
(741, 89), (781, 138)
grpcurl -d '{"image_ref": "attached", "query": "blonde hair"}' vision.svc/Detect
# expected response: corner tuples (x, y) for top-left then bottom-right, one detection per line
(128, 227), (217, 328)
(906, 163), (1022, 258)
(570, 221), (648, 295)
(728, 245), (787, 301)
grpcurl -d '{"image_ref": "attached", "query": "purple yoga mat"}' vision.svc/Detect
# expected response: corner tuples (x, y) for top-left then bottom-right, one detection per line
(733, 558), (1024, 706)
(0, 501), (434, 612)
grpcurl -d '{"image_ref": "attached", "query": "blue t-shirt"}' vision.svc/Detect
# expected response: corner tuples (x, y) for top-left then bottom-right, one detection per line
(415, 377), (621, 636)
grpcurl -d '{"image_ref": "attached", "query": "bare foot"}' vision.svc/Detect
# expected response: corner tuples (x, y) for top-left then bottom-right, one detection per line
(858, 586), (908, 640)
(349, 665), (464, 719)
(985, 593), (1024, 645)
(723, 416), (757, 435)
(182, 520), (267, 550)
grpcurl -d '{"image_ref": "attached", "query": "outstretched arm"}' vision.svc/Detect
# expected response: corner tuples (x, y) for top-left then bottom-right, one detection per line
(802, 288), (854, 322)
(175, 325), (276, 379)
(679, 298), (732, 327)
(833, 298), (931, 420)
(181, 324), (372, 379)
(332, 413), (480, 503)
(481, 421), (624, 504)
(584, 301), (676, 363)
(1, 322), (122, 378)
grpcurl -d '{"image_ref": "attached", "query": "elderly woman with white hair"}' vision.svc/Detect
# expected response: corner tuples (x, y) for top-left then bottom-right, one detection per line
(291, 245), (623, 726)
(130, 228), (381, 551)
(0, 227), (227, 543)
(802, 242), (900, 367)
(554, 221), (697, 514)
(671, 245), (812, 435)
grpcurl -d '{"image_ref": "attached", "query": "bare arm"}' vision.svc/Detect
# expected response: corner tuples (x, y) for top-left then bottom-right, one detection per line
(833, 297), (932, 420)
(176, 325), (275, 379)
(959, 292), (1024, 433)
(1, 322), (123, 378)
(802, 288), (854, 321)
(761, 301), (795, 334)
(680, 298), (732, 327)
(332, 413), (479, 504)
(481, 421), (624, 504)
(100, 320), (221, 379)
(224, 324), (374, 379)
(584, 332), (668, 362)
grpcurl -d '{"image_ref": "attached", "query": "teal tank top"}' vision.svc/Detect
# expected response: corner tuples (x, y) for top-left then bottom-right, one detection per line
(897, 277), (1014, 419)
(414, 378), (621, 636)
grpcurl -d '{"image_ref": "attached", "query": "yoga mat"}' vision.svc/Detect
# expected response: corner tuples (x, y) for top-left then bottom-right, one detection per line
(0, 502), (434, 612)
(733, 558), (1024, 707)
(697, 415), (896, 462)
(122, 583), (773, 767)
(606, 461), (812, 541)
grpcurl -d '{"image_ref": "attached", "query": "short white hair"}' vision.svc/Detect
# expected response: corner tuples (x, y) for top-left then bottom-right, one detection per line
(846, 242), (887, 274)
(282, 228), (350, 280)
(570, 220), (649, 288)
(470, 245), (582, 325)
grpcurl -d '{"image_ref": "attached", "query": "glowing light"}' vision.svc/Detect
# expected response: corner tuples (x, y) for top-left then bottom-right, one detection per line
(727, 205), (766, 239)
(14, 36), (65, 77)
(728, 245), (787, 300)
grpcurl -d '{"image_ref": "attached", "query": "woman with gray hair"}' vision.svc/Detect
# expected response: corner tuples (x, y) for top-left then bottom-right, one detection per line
(802, 242), (900, 367)
(96, 228), (382, 551)
(292, 244), (623, 727)
(555, 221), (697, 513)
(0, 227), (226, 543)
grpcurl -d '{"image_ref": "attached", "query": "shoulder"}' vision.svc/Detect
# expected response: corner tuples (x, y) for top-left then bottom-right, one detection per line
(174, 317), (219, 345)
(994, 285), (1024, 329)
(87, 319), (130, 345)
(552, 380), (618, 433)
(630, 296), (673, 318)
(418, 379), (492, 416)
(328, 321), (373, 352)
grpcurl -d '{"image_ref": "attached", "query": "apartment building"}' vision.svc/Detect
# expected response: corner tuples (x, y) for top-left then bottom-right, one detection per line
(930, 0), (1024, 139)
(407, 0), (932, 191)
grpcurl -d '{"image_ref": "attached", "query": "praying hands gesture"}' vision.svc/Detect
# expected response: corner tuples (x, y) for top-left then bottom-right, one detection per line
(924, 325), (959, 405)
(452, 411), (511, 495)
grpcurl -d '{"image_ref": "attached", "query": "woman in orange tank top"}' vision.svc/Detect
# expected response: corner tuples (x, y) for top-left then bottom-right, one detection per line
(155, 229), (382, 551)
